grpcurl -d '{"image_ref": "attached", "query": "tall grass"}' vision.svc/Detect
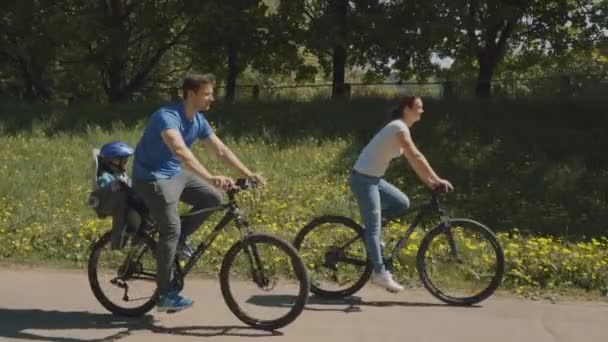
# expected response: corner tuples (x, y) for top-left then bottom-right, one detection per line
(0, 98), (606, 294)
(1, 98), (606, 236)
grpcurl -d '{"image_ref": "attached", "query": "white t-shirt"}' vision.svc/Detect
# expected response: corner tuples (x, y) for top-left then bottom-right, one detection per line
(353, 119), (409, 177)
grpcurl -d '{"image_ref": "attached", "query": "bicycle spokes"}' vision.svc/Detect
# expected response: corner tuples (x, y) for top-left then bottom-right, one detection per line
(299, 221), (369, 293)
(223, 238), (304, 323)
(422, 223), (499, 299)
(96, 238), (157, 306)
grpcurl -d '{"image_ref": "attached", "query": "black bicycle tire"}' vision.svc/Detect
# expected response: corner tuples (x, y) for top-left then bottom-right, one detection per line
(416, 218), (504, 305)
(219, 233), (309, 330)
(88, 231), (158, 316)
(293, 215), (372, 299)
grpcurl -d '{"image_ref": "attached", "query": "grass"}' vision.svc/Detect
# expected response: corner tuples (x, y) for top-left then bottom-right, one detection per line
(3, 97), (607, 236)
(0, 98), (607, 297)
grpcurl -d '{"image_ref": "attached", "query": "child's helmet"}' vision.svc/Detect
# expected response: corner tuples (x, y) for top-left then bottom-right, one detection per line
(99, 141), (134, 172)
(99, 141), (134, 160)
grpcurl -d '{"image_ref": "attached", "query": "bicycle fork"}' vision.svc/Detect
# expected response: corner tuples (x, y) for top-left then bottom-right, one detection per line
(243, 239), (275, 290)
(441, 216), (463, 263)
(236, 216), (275, 291)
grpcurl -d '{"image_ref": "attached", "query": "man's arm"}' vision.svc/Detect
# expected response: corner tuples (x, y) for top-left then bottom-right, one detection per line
(200, 134), (254, 177)
(161, 129), (231, 188)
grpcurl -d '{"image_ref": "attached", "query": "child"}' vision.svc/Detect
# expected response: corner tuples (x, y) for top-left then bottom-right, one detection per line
(96, 141), (146, 234)
(97, 141), (134, 190)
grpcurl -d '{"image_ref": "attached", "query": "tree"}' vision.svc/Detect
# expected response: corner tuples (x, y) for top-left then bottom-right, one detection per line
(187, 0), (305, 102)
(282, 0), (387, 98)
(190, 1), (263, 103)
(66, 0), (192, 102)
(363, 0), (443, 81)
(0, 0), (67, 101)
(436, 0), (600, 97)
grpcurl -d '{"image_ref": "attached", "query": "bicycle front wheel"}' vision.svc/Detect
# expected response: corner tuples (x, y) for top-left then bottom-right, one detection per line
(417, 218), (504, 305)
(219, 233), (309, 330)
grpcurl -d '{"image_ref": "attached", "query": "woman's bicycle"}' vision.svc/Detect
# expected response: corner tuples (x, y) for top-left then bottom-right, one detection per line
(294, 189), (504, 306)
(88, 178), (309, 330)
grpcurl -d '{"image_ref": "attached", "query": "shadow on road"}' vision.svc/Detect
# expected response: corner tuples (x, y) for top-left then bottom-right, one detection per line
(0, 308), (282, 341)
(247, 295), (481, 313)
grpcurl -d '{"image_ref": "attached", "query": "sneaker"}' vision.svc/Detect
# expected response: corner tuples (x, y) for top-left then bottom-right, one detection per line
(371, 270), (404, 293)
(177, 238), (195, 259)
(156, 291), (193, 313)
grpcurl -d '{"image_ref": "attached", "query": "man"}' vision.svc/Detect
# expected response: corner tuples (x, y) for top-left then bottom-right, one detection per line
(132, 74), (265, 312)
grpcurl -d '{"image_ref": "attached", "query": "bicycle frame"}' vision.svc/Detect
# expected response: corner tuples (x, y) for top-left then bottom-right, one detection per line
(338, 192), (452, 267)
(92, 178), (310, 330)
(117, 180), (267, 295)
(386, 205), (432, 259)
(177, 200), (251, 276)
(386, 193), (455, 264)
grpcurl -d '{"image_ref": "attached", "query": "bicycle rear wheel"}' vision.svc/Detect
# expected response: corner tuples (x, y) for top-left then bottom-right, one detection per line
(220, 233), (309, 330)
(293, 216), (372, 298)
(88, 231), (158, 316)
(417, 218), (504, 305)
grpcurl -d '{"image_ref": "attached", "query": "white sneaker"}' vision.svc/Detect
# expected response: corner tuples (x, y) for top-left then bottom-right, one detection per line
(371, 270), (404, 293)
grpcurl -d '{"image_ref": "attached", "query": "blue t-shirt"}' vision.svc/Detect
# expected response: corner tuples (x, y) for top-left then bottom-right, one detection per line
(132, 103), (213, 180)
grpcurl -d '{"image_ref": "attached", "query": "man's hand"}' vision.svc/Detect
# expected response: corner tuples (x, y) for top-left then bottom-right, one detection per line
(248, 173), (266, 187)
(210, 175), (234, 191)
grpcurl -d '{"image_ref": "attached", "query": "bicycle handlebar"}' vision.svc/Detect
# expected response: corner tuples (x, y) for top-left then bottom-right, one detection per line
(430, 185), (452, 212)
(227, 177), (260, 197)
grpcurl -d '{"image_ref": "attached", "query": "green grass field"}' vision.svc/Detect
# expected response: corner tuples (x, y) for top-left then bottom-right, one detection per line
(0, 98), (606, 296)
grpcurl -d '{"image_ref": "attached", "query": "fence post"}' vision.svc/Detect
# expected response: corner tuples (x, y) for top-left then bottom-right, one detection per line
(252, 85), (260, 101)
(441, 80), (454, 99)
(560, 75), (572, 97)
(511, 75), (516, 98)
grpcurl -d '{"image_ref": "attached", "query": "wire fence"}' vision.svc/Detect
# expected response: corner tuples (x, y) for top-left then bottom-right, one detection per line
(136, 74), (607, 102)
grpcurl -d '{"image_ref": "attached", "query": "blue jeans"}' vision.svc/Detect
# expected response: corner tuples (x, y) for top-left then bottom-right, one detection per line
(348, 170), (410, 273)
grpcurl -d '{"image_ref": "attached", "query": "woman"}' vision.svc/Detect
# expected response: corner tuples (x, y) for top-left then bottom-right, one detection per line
(349, 96), (453, 292)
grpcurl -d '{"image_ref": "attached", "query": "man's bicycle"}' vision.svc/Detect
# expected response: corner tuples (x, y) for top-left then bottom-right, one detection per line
(88, 178), (309, 330)
(294, 189), (504, 305)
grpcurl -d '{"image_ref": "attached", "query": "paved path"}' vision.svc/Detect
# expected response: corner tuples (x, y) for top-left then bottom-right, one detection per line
(0, 267), (606, 342)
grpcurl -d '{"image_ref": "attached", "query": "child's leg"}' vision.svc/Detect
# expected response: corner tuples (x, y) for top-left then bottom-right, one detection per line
(125, 208), (142, 233)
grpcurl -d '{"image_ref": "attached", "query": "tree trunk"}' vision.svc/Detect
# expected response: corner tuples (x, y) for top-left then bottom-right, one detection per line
(332, 45), (348, 98)
(475, 51), (496, 98)
(103, 0), (130, 102)
(329, 0), (349, 99)
(106, 58), (129, 102)
(18, 57), (52, 102)
(474, 17), (518, 98)
(226, 43), (238, 103)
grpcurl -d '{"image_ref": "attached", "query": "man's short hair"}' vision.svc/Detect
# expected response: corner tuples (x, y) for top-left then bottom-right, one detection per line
(182, 74), (216, 99)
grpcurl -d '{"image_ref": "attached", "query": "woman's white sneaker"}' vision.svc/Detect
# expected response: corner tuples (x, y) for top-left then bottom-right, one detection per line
(371, 270), (404, 293)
